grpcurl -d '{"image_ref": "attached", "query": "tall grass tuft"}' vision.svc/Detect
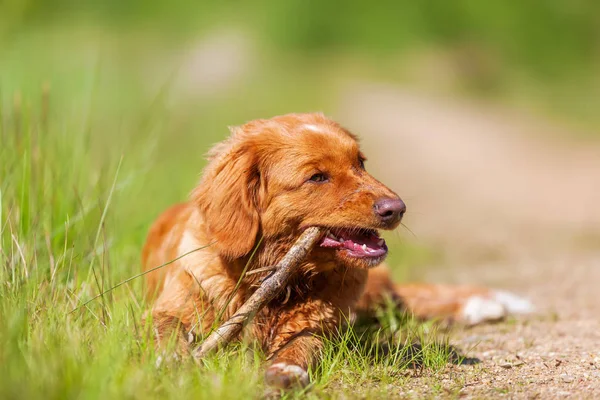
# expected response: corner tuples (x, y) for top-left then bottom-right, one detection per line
(0, 84), (455, 399)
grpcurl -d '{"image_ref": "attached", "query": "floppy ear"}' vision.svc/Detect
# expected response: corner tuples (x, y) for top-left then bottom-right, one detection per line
(191, 136), (261, 260)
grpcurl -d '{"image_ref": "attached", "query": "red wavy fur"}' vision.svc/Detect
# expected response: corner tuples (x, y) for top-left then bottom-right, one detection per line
(142, 113), (497, 389)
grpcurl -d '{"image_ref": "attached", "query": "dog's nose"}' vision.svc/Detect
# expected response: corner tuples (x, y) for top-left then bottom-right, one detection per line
(374, 198), (406, 226)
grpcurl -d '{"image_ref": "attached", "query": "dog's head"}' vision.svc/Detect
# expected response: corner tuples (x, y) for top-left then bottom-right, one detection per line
(192, 113), (405, 269)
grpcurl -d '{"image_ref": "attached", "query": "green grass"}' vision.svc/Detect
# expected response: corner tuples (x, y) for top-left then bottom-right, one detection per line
(0, 27), (456, 399)
(15, 12), (600, 397)
(4, 4), (600, 397)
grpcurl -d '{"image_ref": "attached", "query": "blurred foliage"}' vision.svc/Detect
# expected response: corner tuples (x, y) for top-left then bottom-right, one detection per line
(265, 0), (600, 78)
(4, 0), (599, 81)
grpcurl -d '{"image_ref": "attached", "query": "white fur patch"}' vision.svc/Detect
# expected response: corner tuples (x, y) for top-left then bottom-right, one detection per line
(302, 124), (324, 132)
(462, 296), (505, 325)
(493, 290), (535, 314)
(462, 291), (535, 325)
(178, 231), (200, 258)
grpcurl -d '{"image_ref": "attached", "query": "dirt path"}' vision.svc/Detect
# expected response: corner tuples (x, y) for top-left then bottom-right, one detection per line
(338, 85), (600, 398)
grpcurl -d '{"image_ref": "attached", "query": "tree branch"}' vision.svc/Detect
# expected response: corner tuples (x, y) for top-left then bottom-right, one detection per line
(193, 227), (323, 359)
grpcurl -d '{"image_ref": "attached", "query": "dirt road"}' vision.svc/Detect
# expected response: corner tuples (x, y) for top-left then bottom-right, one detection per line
(338, 85), (600, 398)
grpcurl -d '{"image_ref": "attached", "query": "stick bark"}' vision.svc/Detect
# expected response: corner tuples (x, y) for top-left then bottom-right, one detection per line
(193, 226), (323, 359)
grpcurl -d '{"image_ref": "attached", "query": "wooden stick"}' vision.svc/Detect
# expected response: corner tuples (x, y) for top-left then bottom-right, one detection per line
(193, 227), (323, 359)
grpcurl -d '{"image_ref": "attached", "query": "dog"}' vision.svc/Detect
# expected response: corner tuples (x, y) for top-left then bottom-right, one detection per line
(142, 113), (533, 389)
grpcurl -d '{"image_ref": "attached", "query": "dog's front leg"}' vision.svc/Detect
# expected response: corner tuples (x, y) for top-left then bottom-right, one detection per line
(265, 331), (323, 389)
(260, 299), (342, 390)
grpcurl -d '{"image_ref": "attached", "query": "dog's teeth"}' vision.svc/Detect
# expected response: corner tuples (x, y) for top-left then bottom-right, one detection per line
(339, 238), (344, 243)
(327, 233), (340, 242)
(377, 239), (384, 246)
(362, 244), (367, 251)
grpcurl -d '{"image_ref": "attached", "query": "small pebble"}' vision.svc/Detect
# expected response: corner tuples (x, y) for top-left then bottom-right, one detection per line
(560, 374), (574, 383)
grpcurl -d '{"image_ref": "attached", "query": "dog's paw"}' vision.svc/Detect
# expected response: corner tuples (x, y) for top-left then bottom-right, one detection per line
(462, 290), (535, 325)
(492, 290), (535, 315)
(265, 362), (310, 389)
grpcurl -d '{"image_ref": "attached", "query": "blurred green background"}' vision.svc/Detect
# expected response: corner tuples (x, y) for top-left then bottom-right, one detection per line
(3, 0), (599, 249)
(1, 1), (599, 398)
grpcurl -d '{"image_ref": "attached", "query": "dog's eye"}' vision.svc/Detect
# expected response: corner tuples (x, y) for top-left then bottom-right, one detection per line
(358, 158), (366, 170)
(308, 173), (328, 183)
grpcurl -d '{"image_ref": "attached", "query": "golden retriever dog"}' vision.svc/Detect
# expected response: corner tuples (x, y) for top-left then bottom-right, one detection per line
(142, 113), (533, 389)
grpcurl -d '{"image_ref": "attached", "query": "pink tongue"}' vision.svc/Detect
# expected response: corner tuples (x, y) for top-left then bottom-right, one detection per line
(342, 239), (386, 256)
(320, 231), (387, 257)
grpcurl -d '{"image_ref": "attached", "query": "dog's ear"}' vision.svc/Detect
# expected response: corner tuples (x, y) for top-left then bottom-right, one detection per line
(192, 130), (261, 259)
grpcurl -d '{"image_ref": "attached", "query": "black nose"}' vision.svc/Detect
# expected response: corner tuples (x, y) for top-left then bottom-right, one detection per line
(374, 198), (406, 226)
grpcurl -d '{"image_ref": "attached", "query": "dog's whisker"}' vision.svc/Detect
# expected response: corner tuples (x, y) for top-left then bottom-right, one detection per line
(399, 223), (417, 238)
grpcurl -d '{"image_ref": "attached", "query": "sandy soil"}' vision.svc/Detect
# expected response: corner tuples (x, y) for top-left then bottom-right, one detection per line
(338, 85), (600, 399)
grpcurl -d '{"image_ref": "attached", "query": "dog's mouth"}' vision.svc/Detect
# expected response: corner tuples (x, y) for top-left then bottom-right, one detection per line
(318, 228), (387, 259)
